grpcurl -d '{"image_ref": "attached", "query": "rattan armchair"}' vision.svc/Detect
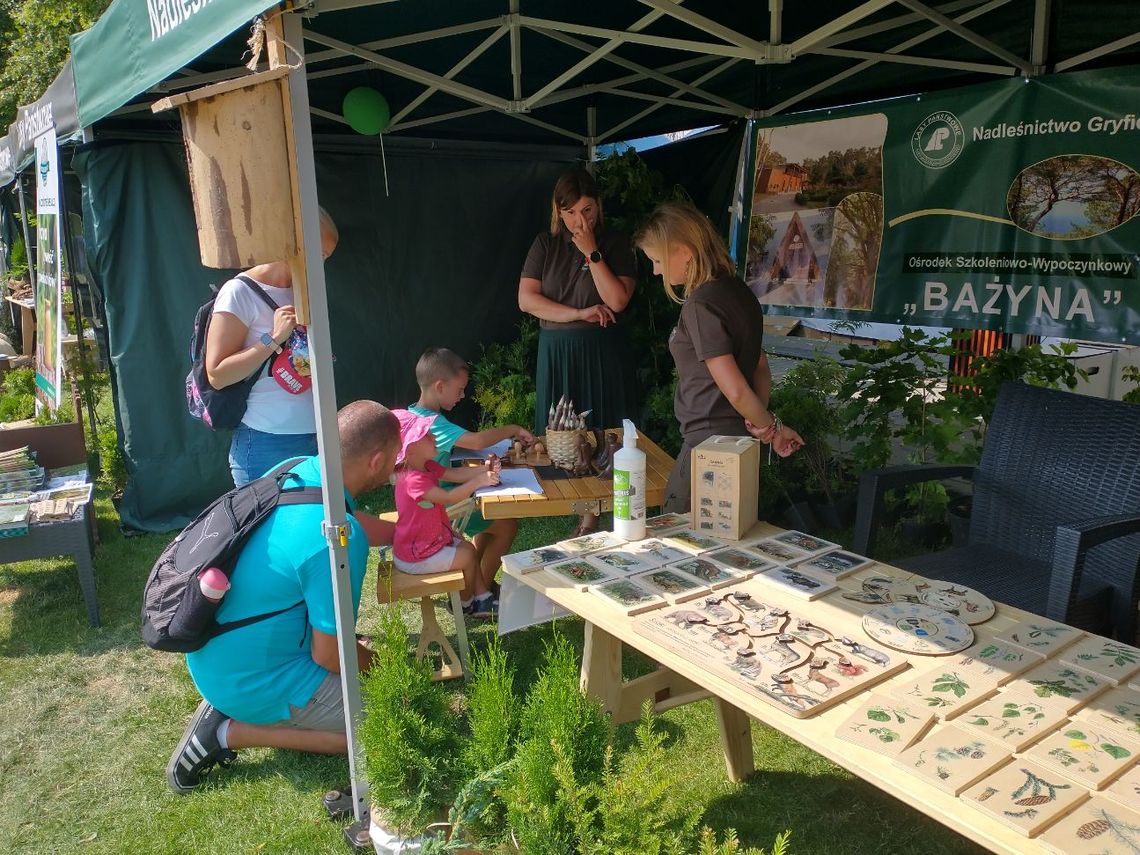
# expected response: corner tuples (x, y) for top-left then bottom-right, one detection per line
(853, 382), (1140, 641)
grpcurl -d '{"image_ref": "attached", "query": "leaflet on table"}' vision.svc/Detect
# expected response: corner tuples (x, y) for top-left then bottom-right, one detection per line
(473, 467), (544, 497)
(450, 439), (511, 461)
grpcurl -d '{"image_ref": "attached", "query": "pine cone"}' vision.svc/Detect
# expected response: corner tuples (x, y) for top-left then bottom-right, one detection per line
(1014, 795), (1051, 806)
(1077, 819), (1110, 839)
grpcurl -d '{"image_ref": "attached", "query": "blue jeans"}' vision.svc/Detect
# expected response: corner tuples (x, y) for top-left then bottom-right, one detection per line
(229, 425), (318, 486)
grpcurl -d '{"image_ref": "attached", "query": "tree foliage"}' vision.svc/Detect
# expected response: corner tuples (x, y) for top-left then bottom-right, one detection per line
(1007, 155), (1140, 237)
(0, 0), (111, 129)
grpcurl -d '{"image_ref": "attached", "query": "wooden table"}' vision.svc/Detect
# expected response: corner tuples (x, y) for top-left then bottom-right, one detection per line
(478, 428), (674, 520)
(503, 520), (1091, 855)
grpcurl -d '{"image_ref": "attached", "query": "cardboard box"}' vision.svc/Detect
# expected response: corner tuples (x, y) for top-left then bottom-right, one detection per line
(690, 435), (760, 541)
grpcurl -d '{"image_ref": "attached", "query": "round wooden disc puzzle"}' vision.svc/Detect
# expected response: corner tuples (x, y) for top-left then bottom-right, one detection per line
(861, 603), (975, 655)
(842, 575), (995, 625)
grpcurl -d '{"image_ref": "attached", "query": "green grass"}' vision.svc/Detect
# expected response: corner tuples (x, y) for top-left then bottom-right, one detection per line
(0, 490), (983, 854)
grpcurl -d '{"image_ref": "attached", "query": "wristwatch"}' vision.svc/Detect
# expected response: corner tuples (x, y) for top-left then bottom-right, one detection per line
(588, 249), (603, 264)
(259, 332), (282, 354)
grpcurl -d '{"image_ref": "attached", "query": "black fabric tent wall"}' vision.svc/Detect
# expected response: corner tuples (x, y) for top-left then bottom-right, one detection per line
(76, 136), (579, 531)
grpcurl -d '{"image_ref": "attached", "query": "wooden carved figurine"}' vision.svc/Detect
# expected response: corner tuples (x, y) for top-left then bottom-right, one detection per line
(573, 432), (594, 476)
(595, 431), (622, 479)
(590, 428), (607, 468)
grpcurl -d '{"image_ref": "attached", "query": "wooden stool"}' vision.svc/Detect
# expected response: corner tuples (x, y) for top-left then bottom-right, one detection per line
(376, 563), (471, 681)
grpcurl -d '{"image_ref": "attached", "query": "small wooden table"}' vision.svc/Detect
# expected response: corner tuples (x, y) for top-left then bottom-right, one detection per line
(504, 520), (1090, 855)
(478, 429), (674, 520)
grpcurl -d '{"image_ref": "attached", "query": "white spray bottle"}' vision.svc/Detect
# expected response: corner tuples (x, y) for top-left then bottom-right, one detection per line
(613, 419), (647, 540)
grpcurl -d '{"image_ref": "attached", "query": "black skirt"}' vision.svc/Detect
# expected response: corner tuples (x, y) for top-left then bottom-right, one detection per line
(534, 326), (636, 434)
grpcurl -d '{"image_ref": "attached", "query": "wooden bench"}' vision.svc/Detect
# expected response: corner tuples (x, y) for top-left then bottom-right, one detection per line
(374, 499), (475, 681)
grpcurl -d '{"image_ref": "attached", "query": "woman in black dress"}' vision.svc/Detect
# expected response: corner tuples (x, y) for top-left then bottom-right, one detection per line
(519, 169), (638, 534)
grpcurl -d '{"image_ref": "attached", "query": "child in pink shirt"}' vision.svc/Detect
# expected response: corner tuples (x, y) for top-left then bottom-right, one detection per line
(390, 409), (501, 616)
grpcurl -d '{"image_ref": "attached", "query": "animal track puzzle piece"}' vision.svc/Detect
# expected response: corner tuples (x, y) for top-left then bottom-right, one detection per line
(961, 759), (1089, 837)
(1025, 721), (1138, 790)
(958, 691), (1070, 752)
(1060, 637), (1140, 686)
(894, 725), (1011, 795)
(834, 693), (935, 757)
(1037, 795), (1140, 855)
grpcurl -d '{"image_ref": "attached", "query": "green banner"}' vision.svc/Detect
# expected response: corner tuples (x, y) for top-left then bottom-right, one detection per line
(70, 0), (276, 129)
(743, 66), (1140, 343)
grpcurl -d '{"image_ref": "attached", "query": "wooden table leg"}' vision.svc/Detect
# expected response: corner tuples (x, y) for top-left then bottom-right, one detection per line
(715, 698), (754, 782)
(580, 622), (624, 717)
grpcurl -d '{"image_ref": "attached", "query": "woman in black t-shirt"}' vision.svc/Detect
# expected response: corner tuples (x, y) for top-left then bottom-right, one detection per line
(636, 201), (804, 513)
(519, 169), (638, 535)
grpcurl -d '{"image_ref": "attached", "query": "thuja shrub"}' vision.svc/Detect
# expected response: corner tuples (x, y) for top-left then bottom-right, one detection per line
(504, 632), (611, 855)
(359, 606), (463, 834)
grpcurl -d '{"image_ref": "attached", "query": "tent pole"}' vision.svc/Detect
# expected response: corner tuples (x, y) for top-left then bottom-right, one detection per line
(15, 175), (35, 293)
(56, 153), (101, 474)
(280, 11), (371, 830)
(586, 106), (597, 168)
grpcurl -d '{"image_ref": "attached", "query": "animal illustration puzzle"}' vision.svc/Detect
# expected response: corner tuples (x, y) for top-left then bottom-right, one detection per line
(633, 580), (908, 718)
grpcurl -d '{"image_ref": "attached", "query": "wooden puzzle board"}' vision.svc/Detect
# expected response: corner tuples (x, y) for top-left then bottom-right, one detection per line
(633, 577), (910, 718)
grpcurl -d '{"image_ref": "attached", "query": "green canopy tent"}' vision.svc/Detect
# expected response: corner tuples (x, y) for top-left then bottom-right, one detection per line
(4, 0), (1137, 833)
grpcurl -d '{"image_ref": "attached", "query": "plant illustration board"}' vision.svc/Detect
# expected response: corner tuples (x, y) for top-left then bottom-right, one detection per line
(1073, 685), (1140, 740)
(835, 693), (935, 756)
(1018, 660), (1111, 714)
(1027, 722), (1137, 790)
(949, 639), (1046, 687)
(995, 620), (1084, 656)
(1038, 796), (1140, 854)
(1061, 638), (1140, 686)
(961, 760), (1088, 837)
(890, 667), (996, 720)
(959, 692), (1069, 752)
(1104, 764), (1140, 810)
(894, 725), (1011, 795)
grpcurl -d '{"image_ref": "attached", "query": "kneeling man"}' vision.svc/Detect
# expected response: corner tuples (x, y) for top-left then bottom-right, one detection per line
(167, 400), (400, 794)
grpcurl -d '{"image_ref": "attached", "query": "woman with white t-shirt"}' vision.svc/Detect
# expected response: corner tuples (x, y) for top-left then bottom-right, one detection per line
(205, 209), (339, 485)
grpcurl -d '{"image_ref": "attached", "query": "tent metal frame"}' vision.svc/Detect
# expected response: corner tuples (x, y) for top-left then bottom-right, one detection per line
(134, 0), (1139, 151)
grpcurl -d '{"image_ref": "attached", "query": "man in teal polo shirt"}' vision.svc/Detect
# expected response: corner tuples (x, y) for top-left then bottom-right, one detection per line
(166, 400), (400, 795)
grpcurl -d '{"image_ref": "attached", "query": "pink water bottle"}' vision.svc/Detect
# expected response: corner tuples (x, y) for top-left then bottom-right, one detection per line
(199, 567), (230, 602)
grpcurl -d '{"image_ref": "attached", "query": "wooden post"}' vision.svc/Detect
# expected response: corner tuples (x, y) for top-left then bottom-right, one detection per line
(715, 698), (755, 782)
(265, 14), (311, 324)
(580, 623), (624, 717)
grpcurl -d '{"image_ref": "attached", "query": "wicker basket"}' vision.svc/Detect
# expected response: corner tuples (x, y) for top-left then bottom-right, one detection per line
(545, 429), (585, 467)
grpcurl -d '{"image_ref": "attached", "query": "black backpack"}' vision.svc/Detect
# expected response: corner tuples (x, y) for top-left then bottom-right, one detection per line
(185, 274), (279, 431)
(141, 458), (323, 653)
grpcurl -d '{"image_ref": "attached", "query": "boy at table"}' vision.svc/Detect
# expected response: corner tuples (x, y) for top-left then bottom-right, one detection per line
(409, 347), (535, 606)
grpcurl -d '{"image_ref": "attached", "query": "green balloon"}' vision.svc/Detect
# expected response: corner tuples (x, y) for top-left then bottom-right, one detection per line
(342, 87), (390, 135)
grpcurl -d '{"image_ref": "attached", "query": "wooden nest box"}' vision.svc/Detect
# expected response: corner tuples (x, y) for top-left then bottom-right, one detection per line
(152, 67), (296, 270)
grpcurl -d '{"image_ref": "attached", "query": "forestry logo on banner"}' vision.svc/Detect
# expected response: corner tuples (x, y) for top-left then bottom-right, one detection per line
(911, 111), (964, 169)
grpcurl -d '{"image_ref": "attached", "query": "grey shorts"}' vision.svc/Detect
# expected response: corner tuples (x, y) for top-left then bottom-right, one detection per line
(274, 672), (346, 732)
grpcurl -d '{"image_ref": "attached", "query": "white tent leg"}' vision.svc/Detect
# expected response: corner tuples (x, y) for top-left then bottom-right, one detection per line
(282, 11), (371, 828)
